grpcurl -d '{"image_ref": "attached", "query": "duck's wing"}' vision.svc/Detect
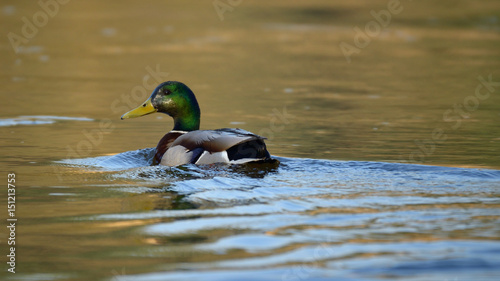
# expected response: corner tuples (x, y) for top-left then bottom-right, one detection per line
(160, 129), (270, 166)
(172, 128), (263, 152)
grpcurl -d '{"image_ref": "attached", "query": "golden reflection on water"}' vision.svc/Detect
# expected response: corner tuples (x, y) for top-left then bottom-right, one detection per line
(1, 0), (499, 169)
(1, 0), (500, 280)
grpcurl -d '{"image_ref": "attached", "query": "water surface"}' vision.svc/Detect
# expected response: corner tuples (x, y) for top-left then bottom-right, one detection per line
(1, 0), (500, 280)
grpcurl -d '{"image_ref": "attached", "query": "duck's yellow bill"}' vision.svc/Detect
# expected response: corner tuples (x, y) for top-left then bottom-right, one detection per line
(121, 98), (157, 120)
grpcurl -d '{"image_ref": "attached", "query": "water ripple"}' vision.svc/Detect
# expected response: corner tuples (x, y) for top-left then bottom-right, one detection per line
(0, 115), (93, 127)
(59, 149), (500, 280)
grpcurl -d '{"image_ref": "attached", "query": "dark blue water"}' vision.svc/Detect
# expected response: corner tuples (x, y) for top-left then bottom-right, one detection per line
(57, 149), (500, 281)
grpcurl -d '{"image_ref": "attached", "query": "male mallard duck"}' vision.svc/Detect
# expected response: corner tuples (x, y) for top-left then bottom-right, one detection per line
(121, 81), (272, 166)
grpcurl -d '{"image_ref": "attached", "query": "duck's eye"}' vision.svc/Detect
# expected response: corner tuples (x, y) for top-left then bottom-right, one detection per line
(163, 89), (171, 95)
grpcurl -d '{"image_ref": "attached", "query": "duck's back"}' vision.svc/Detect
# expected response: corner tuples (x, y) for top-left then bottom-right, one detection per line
(156, 128), (271, 166)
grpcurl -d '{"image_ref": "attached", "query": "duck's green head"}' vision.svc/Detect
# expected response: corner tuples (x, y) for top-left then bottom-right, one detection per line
(121, 81), (201, 131)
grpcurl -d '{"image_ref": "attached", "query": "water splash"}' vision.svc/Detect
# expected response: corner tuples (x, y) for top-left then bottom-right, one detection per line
(58, 150), (500, 281)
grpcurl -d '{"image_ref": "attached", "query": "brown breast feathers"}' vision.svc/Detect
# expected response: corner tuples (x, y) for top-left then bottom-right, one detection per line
(154, 131), (185, 164)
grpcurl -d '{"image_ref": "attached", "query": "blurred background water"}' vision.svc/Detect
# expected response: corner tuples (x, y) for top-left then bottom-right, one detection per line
(1, 0), (500, 280)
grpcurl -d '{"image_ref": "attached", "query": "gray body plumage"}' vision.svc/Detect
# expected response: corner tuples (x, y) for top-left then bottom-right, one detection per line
(159, 128), (270, 166)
